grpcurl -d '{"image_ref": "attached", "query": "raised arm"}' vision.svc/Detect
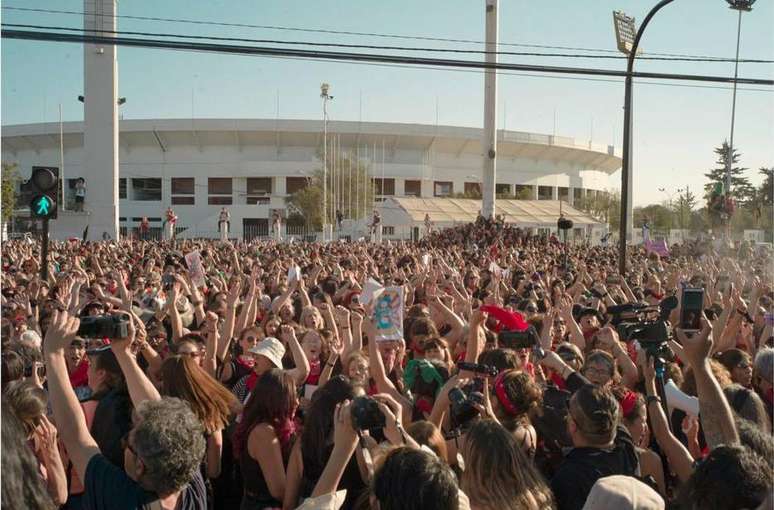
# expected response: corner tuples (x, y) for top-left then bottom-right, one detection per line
(676, 318), (740, 448)
(42, 310), (100, 483)
(280, 325), (310, 386)
(111, 312), (162, 406)
(642, 356), (694, 482)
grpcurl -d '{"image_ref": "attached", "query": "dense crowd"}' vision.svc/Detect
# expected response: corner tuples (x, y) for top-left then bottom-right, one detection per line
(1, 218), (773, 510)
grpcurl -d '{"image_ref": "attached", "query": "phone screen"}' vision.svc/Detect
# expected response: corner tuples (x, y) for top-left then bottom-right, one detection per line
(680, 288), (704, 331)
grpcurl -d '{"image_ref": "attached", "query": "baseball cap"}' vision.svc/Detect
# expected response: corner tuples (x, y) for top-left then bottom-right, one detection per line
(248, 337), (285, 369)
(582, 475), (664, 510)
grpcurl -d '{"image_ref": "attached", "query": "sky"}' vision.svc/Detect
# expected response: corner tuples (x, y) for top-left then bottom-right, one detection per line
(2, 0), (773, 206)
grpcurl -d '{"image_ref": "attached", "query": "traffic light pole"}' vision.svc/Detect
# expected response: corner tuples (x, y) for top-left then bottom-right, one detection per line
(40, 218), (50, 281)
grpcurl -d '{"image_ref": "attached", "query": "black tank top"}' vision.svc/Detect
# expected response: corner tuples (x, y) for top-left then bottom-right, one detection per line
(300, 447), (365, 510)
(240, 441), (285, 509)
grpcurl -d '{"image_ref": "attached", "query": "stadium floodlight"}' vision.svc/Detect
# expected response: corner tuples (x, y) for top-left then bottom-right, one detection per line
(612, 11), (641, 55)
(726, 0), (755, 11)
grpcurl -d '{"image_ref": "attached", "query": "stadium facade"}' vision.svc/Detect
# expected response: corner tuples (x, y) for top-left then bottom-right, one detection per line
(2, 119), (620, 240)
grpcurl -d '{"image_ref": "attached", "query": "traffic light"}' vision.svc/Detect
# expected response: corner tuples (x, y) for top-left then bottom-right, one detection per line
(28, 166), (59, 219)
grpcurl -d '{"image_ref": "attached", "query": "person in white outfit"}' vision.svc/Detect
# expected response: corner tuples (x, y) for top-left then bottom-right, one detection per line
(218, 207), (230, 242)
(272, 211), (282, 242)
(164, 207), (177, 241)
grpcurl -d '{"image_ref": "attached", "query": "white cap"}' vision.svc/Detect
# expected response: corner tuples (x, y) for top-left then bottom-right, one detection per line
(248, 337), (285, 369)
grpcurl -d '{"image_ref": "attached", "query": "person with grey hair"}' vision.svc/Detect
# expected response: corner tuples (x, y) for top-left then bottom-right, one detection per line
(752, 347), (773, 427)
(42, 309), (207, 509)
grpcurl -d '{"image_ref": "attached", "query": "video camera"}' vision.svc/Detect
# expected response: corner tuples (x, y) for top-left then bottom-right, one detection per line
(609, 295), (678, 361)
(499, 326), (539, 350)
(77, 315), (130, 339)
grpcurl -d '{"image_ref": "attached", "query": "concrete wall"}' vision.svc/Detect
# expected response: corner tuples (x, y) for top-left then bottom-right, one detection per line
(4, 130), (615, 240)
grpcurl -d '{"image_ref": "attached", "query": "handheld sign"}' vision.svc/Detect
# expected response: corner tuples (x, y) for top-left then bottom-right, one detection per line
(373, 286), (403, 342)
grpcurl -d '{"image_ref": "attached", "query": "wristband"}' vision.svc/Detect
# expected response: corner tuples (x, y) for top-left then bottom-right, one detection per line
(646, 395), (662, 406)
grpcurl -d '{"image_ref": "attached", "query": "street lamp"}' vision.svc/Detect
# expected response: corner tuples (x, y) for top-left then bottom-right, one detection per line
(613, 2), (677, 275)
(724, 0), (756, 200)
(320, 83), (333, 241)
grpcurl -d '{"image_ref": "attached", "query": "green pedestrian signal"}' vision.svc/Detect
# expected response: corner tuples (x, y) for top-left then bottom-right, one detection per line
(30, 194), (56, 219)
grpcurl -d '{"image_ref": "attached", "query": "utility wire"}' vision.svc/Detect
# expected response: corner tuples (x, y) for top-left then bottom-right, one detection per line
(2, 4), (767, 62)
(4, 21), (773, 64)
(254, 52), (773, 93)
(3, 28), (772, 86)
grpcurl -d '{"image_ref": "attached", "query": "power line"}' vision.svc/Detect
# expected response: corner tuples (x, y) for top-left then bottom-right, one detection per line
(5, 22), (772, 64)
(2, 4), (768, 62)
(254, 52), (774, 93)
(3, 28), (772, 86)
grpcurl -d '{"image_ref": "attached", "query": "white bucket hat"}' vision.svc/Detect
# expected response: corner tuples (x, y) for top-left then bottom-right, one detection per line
(248, 337), (285, 369)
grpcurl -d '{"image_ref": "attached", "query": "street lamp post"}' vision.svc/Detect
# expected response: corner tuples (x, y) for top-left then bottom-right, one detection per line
(613, 2), (676, 275)
(725, 0), (756, 197)
(320, 83), (333, 241)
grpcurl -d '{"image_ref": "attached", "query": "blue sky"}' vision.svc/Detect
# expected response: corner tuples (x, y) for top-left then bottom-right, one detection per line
(2, 0), (772, 206)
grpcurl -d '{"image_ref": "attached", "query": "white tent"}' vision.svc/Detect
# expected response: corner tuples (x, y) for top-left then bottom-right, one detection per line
(379, 197), (608, 242)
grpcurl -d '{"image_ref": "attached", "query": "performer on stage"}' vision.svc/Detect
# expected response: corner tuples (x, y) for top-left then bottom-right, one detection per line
(218, 207), (230, 242)
(139, 216), (150, 241)
(164, 207), (177, 241)
(424, 213), (433, 237)
(370, 209), (382, 243)
(272, 210), (282, 241)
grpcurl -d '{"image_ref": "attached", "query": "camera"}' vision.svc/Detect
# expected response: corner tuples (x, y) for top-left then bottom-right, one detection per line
(499, 326), (538, 350)
(448, 383), (484, 431)
(77, 315), (130, 339)
(457, 361), (498, 377)
(350, 396), (386, 431)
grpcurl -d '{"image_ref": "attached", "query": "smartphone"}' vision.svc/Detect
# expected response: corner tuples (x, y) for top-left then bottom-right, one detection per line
(680, 287), (704, 331)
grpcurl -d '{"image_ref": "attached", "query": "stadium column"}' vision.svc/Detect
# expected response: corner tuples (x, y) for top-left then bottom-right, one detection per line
(82, 0), (120, 240)
(481, 0), (498, 219)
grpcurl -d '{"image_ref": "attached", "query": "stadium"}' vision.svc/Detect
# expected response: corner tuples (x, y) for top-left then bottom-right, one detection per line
(2, 118), (620, 240)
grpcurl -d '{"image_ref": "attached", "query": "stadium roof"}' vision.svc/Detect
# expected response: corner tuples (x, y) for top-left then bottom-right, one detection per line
(385, 197), (603, 227)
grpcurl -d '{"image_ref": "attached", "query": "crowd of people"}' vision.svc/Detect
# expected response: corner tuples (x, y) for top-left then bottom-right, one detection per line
(1, 217), (773, 510)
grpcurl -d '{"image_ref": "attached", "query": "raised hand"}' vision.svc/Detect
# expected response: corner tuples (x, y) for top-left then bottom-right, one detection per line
(42, 310), (80, 356)
(675, 316), (713, 369)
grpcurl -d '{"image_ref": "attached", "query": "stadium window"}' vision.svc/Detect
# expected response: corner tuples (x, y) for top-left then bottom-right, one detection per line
(382, 226), (395, 235)
(286, 177), (308, 195)
(538, 186), (553, 200)
(119, 178), (127, 199)
(434, 181), (453, 197)
(558, 187), (569, 201)
(208, 178), (232, 205)
(404, 180), (421, 197)
(131, 178), (161, 201)
(464, 182), (481, 196)
(496, 183), (511, 195)
(171, 177), (195, 205)
(246, 177), (272, 195)
(373, 178), (395, 196)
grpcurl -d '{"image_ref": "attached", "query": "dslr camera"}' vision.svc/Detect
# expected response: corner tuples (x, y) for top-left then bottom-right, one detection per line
(448, 380), (485, 432)
(350, 396), (386, 431)
(77, 315), (130, 339)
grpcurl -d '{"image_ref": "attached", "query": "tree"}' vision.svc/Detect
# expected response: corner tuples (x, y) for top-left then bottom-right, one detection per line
(758, 167), (773, 206)
(673, 187), (697, 232)
(704, 141), (756, 204)
(286, 151), (376, 230)
(1, 162), (20, 224)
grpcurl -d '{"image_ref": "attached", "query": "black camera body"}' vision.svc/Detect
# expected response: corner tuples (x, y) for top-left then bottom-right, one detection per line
(448, 382), (484, 431)
(499, 326), (538, 350)
(350, 396), (385, 431)
(77, 315), (129, 339)
(457, 361), (498, 377)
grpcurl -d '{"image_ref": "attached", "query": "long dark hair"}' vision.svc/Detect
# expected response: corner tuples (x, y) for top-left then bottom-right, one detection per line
(233, 368), (296, 459)
(301, 376), (356, 480)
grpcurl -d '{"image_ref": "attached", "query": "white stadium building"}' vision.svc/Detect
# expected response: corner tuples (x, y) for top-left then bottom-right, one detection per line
(2, 118), (620, 241)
